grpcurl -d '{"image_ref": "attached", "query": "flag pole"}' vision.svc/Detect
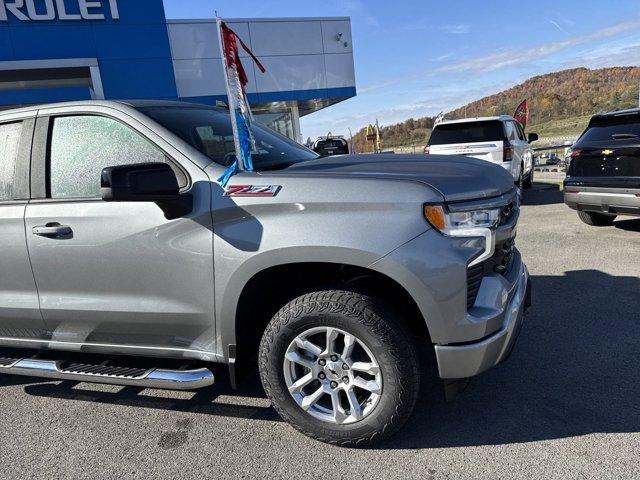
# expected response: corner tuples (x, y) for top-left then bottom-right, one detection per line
(216, 17), (245, 173)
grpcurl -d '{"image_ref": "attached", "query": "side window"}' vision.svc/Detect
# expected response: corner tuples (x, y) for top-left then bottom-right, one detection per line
(514, 122), (526, 141)
(503, 121), (517, 141)
(49, 115), (167, 199)
(0, 121), (23, 201)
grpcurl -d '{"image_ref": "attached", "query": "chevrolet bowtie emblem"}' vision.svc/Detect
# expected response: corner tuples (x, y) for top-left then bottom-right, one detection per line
(602, 149), (614, 156)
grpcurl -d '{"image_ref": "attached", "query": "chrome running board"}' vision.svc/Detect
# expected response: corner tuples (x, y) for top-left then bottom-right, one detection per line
(0, 357), (214, 390)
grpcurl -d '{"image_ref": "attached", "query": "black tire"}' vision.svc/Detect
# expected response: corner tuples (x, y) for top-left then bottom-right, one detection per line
(578, 210), (617, 226)
(523, 166), (533, 189)
(516, 164), (524, 190)
(258, 290), (420, 447)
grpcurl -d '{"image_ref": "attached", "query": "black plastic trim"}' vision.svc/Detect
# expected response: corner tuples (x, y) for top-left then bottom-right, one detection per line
(564, 176), (640, 189)
(30, 116), (50, 199)
(12, 117), (35, 200)
(446, 187), (519, 212)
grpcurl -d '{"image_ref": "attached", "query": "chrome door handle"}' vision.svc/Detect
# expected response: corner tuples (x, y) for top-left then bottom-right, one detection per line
(32, 223), (72, 238)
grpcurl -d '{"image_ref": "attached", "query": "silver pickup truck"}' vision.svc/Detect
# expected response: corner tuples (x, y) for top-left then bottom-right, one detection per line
(0, 101), (530, 446)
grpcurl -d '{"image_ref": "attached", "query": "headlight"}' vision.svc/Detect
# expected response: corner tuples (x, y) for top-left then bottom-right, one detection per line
(424, 205), (500, 235)
(424, 204), (500, 267)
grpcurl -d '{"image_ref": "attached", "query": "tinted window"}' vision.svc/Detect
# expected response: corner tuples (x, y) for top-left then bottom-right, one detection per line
(49, 116), (167, 199)
(504, 121), (517, 141)
(0, 121), (22, 201)
(577, 114), (640, 145)
(514, 122), (526, 141)
(429, 121), (506, 145)
(139, 106), (319, 170)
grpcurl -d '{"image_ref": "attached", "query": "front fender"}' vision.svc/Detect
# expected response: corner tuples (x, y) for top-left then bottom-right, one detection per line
(215, 246), (390, 358)
(206, 166), (443, 359)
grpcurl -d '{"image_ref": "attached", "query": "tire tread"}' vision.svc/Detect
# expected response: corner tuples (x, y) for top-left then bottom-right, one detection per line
(578, 210), (616, 226)
(258, 289), (420, 447)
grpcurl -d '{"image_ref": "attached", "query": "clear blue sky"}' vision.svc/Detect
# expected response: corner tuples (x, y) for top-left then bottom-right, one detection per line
(163, 0), (640, 140)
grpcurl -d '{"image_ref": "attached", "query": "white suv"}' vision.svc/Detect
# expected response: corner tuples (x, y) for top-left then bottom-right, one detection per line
(426, 115), (538, 189)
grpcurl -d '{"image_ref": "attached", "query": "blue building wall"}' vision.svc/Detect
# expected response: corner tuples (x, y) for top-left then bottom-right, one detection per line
(0, 0), (178, 102)
(0, 2), (357, 117)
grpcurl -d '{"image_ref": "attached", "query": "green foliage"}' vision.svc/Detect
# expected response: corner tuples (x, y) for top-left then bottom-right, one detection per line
(352, 67), (640, 151)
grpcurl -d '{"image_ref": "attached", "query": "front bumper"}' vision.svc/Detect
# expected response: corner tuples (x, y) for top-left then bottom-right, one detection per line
(434, 261), (530, 379)
(564, 185), (640, 216)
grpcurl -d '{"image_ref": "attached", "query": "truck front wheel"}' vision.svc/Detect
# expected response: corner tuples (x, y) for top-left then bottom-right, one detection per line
(523, 165), (533, 189)
(258, 290), (420, 446)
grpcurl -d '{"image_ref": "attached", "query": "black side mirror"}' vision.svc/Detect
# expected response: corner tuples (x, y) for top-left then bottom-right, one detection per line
(101, 162), (180, 202)
(528, 133), (539, 143)
(101, 162), (192, 219)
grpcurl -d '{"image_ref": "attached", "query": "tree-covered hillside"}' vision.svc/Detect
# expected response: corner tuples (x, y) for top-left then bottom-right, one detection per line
(353, 67), (640, 152)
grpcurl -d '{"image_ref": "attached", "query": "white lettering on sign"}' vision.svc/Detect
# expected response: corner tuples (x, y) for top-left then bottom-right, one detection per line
(56, 0), (80, 19)
(27, 0), (54, 20)
(0, 0), (119, 21)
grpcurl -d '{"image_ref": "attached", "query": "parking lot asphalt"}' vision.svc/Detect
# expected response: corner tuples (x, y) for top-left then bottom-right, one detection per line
(1, 183), (639, 480)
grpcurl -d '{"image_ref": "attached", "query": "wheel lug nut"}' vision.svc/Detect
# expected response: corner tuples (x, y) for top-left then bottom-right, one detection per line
(342, 363), (349, 370)
(318, 359), (326, 366)
(330, 381), (338, 389)
(318, 372), (326, 379)
(330, 355), (338, 361)
(342, 376), (349, 383)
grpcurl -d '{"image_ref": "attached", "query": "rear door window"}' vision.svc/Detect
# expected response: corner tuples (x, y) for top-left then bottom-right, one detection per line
(0, 121), (22, 201)
(429, 121), (506, 145)
(577, 114), (640, 145)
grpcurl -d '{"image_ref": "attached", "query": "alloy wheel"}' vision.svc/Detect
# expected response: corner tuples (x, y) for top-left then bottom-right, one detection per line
(282, 326), (383, 425)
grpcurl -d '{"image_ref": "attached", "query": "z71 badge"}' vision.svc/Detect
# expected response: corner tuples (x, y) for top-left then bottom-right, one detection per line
(223, 185), (281, 197)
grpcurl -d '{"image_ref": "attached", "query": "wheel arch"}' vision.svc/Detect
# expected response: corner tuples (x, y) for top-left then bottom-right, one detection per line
(225, 260), (431, 366)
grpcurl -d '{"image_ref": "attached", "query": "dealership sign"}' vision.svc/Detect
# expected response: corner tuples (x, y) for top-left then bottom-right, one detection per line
(0, 0), (119, 21)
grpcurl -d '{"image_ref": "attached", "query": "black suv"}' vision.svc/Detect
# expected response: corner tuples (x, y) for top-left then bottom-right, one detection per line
(564, 108), (640, 226)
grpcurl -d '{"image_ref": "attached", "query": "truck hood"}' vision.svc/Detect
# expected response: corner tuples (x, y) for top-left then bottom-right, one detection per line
(285, 154), (515, 202)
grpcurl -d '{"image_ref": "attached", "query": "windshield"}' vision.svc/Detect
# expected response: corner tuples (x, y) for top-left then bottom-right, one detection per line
(428, 120), (506, 145)
(577, 114), (640, 145)
(139, 106), (319, 170)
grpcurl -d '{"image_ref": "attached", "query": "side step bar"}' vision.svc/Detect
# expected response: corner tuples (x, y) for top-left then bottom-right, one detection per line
(0, 357), (214, 390)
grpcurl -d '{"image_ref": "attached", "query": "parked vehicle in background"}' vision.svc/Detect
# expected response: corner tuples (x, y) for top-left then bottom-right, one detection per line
(546, 153), (560, 165)
(564, 108), (640, 226)
(0, 100), (530, 446)
(426, 116), (538, 190)
(313, 135), (349, 156)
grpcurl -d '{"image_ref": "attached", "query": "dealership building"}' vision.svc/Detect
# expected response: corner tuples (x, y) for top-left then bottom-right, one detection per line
(0, 0), (356, 141)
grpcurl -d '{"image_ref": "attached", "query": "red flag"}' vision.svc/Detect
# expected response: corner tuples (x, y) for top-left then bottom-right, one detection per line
(514, 99), (529, 129)
(216, 20), (266, 186)
(220, 22), (265, 88)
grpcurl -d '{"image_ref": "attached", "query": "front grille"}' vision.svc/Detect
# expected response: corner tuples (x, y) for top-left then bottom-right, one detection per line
(499, 200), (519, 226)
(466, 263), (484, 309)
(466, 238), (517, 310)
(492, 238), (516, 274)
